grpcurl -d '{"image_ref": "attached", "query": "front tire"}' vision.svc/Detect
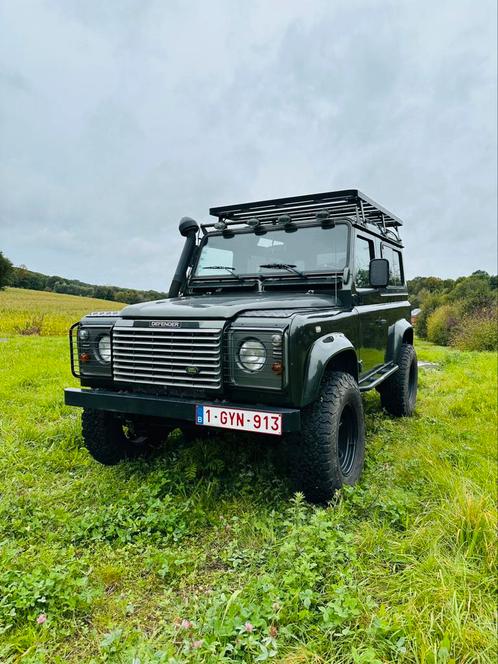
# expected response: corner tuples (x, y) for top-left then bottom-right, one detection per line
(81, 410), (171, 465)
(289, 371), (365, 504)
(379, 343), (418, 417)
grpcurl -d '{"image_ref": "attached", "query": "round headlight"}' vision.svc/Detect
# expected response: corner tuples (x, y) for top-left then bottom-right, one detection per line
(97, 334), (111, 363)
(238, 338), (266, 372)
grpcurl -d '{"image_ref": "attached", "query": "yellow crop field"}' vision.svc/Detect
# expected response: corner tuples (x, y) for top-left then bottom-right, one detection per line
(0, 287), (124, 337)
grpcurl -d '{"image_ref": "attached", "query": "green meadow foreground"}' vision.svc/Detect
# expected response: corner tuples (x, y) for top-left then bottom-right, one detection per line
(0, 295), (496, 662)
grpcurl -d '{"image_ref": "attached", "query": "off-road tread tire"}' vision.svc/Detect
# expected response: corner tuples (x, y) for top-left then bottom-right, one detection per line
(81, 409), (168, 465)
(289, 371), (365, 504)
(379, 343), (418, 417)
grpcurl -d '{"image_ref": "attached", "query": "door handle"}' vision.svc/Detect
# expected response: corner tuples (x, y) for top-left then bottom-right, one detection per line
(375, 319), (387, 325)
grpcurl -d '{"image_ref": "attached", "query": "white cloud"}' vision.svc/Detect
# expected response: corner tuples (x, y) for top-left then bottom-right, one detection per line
(0, 0), (496, 289)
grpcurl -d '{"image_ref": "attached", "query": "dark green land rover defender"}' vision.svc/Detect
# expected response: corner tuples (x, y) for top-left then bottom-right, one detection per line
(65, 190), (417, 503)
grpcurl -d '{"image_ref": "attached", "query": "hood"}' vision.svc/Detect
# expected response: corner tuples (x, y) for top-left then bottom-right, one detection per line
(121, 292), (340, 320)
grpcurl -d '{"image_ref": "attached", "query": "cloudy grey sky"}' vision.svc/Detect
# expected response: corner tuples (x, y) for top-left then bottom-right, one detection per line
(0, 0), (496, 291)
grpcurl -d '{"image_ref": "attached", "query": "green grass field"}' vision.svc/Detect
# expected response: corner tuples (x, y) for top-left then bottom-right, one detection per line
(0, 288), (123, 336)
(0, 291), (496, 663)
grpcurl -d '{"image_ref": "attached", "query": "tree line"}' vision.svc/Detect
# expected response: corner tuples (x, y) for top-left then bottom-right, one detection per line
(2, 251), (496, 350)
(407, 271), (498, 351)
(0, 252), (168, 304)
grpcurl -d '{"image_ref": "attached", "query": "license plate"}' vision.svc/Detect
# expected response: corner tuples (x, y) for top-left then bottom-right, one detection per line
(195, 405), (282, 435)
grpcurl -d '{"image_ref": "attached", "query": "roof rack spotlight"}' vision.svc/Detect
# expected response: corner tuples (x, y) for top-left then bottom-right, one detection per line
(276, 214), (298, 233)
(246, 217), (260, 228)
(214, 219), (227, 231)
(316, 210), (335, 228)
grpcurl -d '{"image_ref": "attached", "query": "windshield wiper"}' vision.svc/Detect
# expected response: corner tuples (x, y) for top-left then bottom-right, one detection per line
(259, 263), (306, 278)
(201, 265), (243, 281)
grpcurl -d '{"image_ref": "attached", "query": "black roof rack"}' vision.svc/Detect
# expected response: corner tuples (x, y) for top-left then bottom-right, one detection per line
(206, 189), (403, 237)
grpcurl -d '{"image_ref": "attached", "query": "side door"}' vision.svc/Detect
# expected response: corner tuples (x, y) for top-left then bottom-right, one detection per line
(353, 233), (390, 376)
(380, 243), (410, 345)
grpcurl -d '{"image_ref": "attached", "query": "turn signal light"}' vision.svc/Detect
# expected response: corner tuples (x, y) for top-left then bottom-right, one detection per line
(79, 352), (91, 363)
(271, 361), (283, 375)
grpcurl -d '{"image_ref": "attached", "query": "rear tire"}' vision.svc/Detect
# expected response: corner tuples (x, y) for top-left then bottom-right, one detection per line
(379, 343), (418, 417)
(289, 371), (365, 504)
(81, 409), (171, 465)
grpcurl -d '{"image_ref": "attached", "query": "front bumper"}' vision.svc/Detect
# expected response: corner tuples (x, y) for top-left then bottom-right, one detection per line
(64, 388), (301, 433)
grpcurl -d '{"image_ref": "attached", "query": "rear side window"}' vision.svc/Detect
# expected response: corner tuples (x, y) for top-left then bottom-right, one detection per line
(382, 245), (404, 286)
(355, 236), (374, 287)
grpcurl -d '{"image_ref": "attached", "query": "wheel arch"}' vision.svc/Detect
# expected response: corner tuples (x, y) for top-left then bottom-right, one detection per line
(301, 333), (359, 407)
(386, 318), (414, 364)
(402, 326), (414, 345)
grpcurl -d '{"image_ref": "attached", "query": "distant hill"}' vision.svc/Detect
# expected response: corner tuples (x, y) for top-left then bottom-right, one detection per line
(10, 265), (168, 305)
(0, 287), (125, 336)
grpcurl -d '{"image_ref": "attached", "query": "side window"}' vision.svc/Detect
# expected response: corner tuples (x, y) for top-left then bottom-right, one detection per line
(382, 245), (404, 286)
(355, 237), (373, 287)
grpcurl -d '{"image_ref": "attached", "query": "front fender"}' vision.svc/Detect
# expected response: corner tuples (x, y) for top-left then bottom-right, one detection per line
(386, 318), (413, 363)
(301, 333), (358, 407)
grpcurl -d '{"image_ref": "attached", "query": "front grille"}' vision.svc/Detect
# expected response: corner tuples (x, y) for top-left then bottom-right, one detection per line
(112, 324), (222, 389)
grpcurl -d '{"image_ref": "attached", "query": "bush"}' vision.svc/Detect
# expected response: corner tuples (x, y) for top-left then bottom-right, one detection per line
(416, 294), (445, 339)
(426, 304), (460, 346)
(411, 273), (498, 344)
(452, 308), (498, 351)
(449, 277), (496, 316)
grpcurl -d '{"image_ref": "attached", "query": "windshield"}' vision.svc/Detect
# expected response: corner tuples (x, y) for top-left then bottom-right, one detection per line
(194, 224), (349, 278)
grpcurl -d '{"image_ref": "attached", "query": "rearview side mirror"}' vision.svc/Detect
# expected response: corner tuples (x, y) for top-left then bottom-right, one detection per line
(369, 258), (389, 288)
